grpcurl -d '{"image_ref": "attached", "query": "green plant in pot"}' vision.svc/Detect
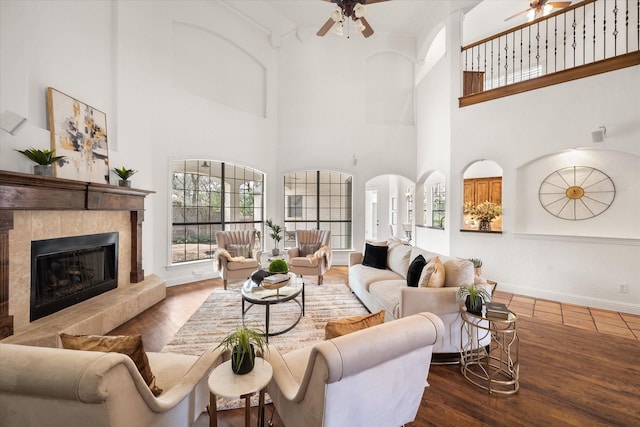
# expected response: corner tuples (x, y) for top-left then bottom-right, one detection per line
(457, 283), (491, 316)
(265, 218), (283, 256)
(468, 258), (483, 276)
(112, 166), (137, 187)
(216, 324), (267, 375)
(268, 258), (288, 274)
(15, 147), (65, 176)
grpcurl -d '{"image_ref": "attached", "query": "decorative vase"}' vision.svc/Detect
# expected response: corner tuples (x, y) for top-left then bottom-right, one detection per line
(271, 248), (280, 256)
(465, 295), (484, 315)
(118, 179), (131, 187)
(479, 220), (492, 231)
(231, 344), (255, 375)
(33, 165), (53, 176)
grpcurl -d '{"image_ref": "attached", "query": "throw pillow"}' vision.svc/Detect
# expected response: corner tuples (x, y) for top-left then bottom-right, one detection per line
(406, 255), (427, 287)
(419, 256), (446, 288)
(227, 244), (250, 258)
(59, 333), (162, 396)
(299, 243), (320, 257)
(362, 243), (388, 270)
(324, 310), (386, 339)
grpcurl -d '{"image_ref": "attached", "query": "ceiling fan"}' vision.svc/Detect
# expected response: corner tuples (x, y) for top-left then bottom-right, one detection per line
(505, 0), (572, 22)
(317, 0), (390, 39)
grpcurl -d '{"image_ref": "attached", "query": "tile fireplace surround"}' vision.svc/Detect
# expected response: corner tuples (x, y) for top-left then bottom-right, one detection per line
(0, 171), (164, 345)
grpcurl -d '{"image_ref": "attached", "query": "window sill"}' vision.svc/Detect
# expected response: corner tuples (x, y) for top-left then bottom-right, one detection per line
(460, 229), (503, 234)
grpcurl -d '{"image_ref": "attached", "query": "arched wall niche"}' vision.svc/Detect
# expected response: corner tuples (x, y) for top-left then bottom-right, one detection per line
(515, 147), (640, 239)
(462, 160), (503, 232)
(416, 26), (446, 84)
(416, 170), (446, 229)
(365, 52), (414, 126)
(172, 21), (266, 117)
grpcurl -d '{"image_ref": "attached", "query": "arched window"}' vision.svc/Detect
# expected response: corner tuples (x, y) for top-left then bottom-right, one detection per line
(283, 170), (352, 250)
(171, 160), (264, 263)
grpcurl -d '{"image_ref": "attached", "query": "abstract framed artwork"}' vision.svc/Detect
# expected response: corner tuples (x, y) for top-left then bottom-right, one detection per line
(46, 87), (110, 184)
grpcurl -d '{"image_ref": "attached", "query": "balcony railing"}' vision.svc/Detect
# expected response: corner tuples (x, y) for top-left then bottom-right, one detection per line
(460, 0), (640, 107)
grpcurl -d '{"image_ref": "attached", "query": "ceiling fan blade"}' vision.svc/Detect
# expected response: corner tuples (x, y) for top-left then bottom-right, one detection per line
(317, 17), (335, 36)
(360, 16), (374, 38)
(548, 2), (572, 8)
(505, 8), (530, 21)
(363, 0), (391, 4)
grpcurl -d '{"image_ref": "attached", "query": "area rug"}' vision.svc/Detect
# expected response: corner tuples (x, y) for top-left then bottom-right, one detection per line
(161, 282), (368, 410)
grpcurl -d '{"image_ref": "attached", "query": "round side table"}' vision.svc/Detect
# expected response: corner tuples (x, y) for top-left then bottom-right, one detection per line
(208, 359), (273, 427)
(460, 309), (519, 395)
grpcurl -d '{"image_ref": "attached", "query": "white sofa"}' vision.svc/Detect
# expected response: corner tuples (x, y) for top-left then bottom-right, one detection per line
(0, 343), (224, 427)
(349, 241), (495, 357)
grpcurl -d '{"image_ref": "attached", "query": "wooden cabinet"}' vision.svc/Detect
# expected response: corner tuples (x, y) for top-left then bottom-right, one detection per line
(464, 177), (502, 206)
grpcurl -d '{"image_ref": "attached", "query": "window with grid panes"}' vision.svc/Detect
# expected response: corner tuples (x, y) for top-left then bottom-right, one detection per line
(171, 160), (264, 264)
(431, 182), (445, 229)
(283, 170), (352, 250)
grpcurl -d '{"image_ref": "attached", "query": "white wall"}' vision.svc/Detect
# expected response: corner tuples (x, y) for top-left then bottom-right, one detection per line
(414, 8), (640, 313)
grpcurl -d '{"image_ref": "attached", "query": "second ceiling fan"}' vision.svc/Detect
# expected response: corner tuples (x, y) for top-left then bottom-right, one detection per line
(505, 0), (572, 22)
(317, 0), (390, 39)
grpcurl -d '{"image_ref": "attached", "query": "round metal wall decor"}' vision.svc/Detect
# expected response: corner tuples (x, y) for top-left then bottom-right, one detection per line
(538, 166), (615, 220)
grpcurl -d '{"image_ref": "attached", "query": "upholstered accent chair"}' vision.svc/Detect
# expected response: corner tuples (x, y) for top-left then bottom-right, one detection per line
(263, 312), (445, 427)
(287, 230), (331, 284)
(215, 230), (261, 289)
(0, 343), (225, 427)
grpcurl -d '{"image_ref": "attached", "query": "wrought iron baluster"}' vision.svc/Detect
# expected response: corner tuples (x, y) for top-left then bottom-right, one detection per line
(554, 17), (558, 72)
(563, 13), (567, 71)
(603, 0), (607, 58)
(484, 42), (487, 88)
(545, 19), (549, 75)
(529, 25), (532, 76)
(593, 1), (597, 61)
(498, 37), (501, 86)
(504, 35), (509, 85)
(512, 32), (516, 84)
(571, 9), (578, 67)
(520, 28), (524, 82)
(536, 23), (541, 71)
(490, 39), (494, 89)
(583, 5), (587, 64)
(613, 0), (619, 54)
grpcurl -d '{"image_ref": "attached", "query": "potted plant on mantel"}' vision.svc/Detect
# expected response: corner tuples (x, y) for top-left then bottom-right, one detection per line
(216, 324), (267, 375)
(15, 147), (65, 176)
(457, 283), (491, 316)
(265, 218), (283, 256)
(112, 166), (137, 187)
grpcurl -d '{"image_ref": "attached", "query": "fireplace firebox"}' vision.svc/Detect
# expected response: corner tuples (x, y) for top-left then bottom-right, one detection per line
(30, 232), (118, 321)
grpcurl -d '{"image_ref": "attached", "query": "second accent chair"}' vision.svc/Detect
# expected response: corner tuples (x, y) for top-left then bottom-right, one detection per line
(214, 230), (261, 289)
(287, 230), (331, 284)
(263, 312), (445, 427)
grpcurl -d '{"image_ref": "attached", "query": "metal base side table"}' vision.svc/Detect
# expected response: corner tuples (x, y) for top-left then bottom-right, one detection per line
(460, 309), (519, 395)
(208, 359), (273, 427)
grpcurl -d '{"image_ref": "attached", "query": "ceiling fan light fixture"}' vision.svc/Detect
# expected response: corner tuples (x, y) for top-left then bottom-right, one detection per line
(543, 4), (553, 15)
(527, 9), (536, 21)
(354, 3), (366, 18)
(331, 8), (342, 22)
(333, 23), (344, 36)
(355, 18), (366, 32)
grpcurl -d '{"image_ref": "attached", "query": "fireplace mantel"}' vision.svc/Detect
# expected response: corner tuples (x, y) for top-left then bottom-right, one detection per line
(0, 170), (155, 339)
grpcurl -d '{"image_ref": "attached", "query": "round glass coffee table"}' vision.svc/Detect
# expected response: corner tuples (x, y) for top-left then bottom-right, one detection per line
(241, 273), (304, 342)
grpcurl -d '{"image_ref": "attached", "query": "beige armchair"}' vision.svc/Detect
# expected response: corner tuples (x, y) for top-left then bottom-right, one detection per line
(287, 230), (331, 284)
(264, 312), (445, 427)
(214, 230), (261, 289)
(0, 343), (224, 427)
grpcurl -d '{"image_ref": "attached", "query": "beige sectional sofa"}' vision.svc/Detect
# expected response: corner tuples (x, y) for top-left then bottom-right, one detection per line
(349, 241), (495, 357)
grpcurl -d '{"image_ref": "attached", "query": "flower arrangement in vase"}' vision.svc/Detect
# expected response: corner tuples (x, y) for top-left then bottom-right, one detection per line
(464, 201), (502, 231)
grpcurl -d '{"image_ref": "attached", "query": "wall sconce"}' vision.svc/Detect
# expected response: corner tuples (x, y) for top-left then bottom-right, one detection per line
(591, 125), (606, 143)
(0, 110), (27, 135)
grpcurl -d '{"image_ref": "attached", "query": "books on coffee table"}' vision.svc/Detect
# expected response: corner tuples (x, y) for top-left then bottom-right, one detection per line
(262, 274), (289, 284)
(485, 302), (510, 319)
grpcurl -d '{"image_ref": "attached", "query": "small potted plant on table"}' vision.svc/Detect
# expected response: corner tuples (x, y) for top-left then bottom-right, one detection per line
(15, 147), (65, 176)
(216, 324), (267, 375)
(457, 283), (491, 316)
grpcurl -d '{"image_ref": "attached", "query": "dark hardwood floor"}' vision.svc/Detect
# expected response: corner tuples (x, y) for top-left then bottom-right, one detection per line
(111, 267), (640, 427)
